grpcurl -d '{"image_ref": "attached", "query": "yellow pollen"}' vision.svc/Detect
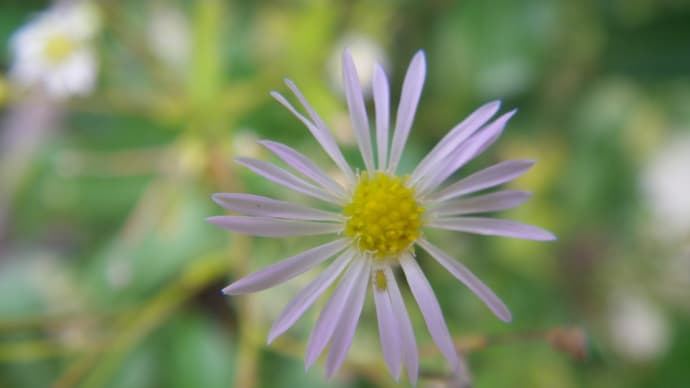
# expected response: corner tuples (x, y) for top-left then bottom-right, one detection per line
(43, 35), (75, 63)
(374, 270), (387, 290)
(343, 172), (424, 259)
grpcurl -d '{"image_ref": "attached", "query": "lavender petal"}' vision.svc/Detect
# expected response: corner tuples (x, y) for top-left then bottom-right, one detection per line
(271, 89), (354, 183)
(305, 258), (367, 369)
(373, 64), (390, 171)
(267, 249), (354, 344)
(417, 110), (516, 195)
(235, 157), (342, 204)
(325, 259), (371, 378)
(418, 238), (512, 322)
(221, 239), (349, 295)
(429, 217), (557, 241)
(259, 140), (347, 199)
(400, 254), (460, 370)
(429, 159), (535, 202)
(410, 100), (501, 185)
(389, 51), (426, 172)
(342, 49), (375, 173)
(212, 193), (342, 221)
(384, 266), (419, 384)
(373, 276), (403, 380)
(207, 216), (342, 237)
(429, 190), (531, 217)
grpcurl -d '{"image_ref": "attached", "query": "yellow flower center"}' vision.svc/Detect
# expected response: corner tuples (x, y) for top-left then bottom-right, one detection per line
(343, 172), (424, 259)
(43, 35), (75, 63)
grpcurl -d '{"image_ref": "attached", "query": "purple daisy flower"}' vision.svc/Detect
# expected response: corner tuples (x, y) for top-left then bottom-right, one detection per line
(209, 49), (555, 383)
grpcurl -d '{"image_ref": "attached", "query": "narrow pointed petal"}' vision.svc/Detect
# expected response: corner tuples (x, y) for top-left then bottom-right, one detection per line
(430, 190), (532, 217)
(429, 217), (557, 241)
(221, 239), (349, 295)
(268, 249), (355, 344)
(400, 254), (460, 370)
(418, 238), (512, 322)
(342, 49), (375, 172)
(417, 110), (516, 195)
(373, 64), (390, 170)
(212, 193), (342, 222)
(373, 277), (403, 380)
(305, 258), (367, 369)
(235, 157), (341, 204)
(384, 267), (418, 384)
(410, 100), (501, 185)
(259, 140), (347, 199)
(325, 259), (371, 378)
(271, 89), (354, 182)
(207, 216), (341, 237)
(389, 51), (426, 172)
(430, 159), (535, 202)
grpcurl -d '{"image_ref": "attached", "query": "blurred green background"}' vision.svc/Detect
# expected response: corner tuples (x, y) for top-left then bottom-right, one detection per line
(1, 0), (689, 387)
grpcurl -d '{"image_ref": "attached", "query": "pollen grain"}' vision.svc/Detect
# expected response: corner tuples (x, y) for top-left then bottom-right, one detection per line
(343, 172), (423, 259)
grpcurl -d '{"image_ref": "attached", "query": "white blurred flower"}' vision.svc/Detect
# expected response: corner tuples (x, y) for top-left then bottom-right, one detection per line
(658, 245), (690, 310)
(106, 258), (132, 289)
(608, 291), (670, 362)
(147, 4), (191, 71)
(641, 133), (690, 241)
(328, 35), (388, 96)
(232, 129), (263, 159)
(9, 1), (100, 99)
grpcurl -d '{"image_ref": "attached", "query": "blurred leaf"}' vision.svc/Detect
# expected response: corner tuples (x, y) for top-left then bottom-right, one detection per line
(159, 312), (236, 388)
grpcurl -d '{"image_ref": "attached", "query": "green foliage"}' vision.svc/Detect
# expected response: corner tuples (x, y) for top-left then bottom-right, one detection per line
(1, 0), (689, 387)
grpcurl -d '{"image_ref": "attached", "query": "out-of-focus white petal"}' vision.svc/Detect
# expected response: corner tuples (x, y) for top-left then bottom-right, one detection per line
(389, 51), (426, 172)
(327, 35), (388, 96)
(305, 258), (367, 369)
(268, 249), (355, 343)
(50, 49), (97, 96)
(147, 4), (190, 70)
(429, 217), (556, 241)
(212, 193), (342, 221)
(430, 159), (536, 202)
(418, 238), (512, 322)
(400, 254), (460, 370)
(325, 259), (371, 378)
(342, 49), (375, 173)
(221, 239), (350, 295)
(9, 2), (99, 99)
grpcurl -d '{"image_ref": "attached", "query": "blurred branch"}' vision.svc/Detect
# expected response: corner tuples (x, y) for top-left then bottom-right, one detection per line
(97, 0), (183, 94)
(64, 91), (179, 118)
(52, 250), (230, 388)
(265, 325), (587, 387)
(0, 98), (63, 248)
(229, 235), (261, 388)
(450, 325), (588, 361)
(414, 326), (587, 385)
(55, 146), (173, 177)
(0, 312), (106, 333)
(0, 340), (76, 362)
